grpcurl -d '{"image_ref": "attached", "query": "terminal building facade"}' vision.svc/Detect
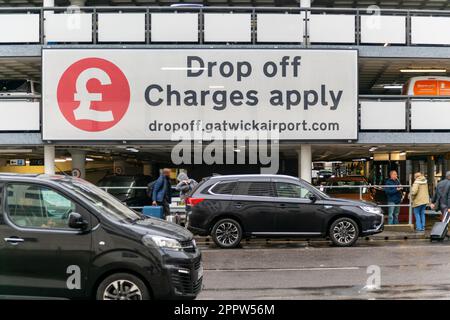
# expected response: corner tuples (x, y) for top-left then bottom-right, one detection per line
(0, 0), (450, 204)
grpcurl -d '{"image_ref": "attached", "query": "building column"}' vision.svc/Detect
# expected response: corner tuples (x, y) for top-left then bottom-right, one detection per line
(143, 163), (152, 176)
(70, 150), (86, 179)
(405, 160), (413, 185)
(300, 0), (311, 7)
(297, 144), (312, 183)
(43, 0), (54, 6)
(113, 160), (127, 175)
(44, 145), (55, 175)
(427, 156), (435, 189)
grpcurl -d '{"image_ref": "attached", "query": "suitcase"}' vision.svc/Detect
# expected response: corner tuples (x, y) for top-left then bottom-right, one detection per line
(142, 206), (164, 219)
(430, 211), (450, 241)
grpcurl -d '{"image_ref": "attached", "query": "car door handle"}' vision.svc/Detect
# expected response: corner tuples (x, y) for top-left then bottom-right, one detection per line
(278, 203), (287, 208)
(4, 237), (25, 245)
(234, 202), (243, 208)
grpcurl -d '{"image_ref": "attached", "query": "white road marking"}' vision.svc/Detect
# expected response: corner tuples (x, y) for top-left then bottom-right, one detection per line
(205, 267), (360, 272)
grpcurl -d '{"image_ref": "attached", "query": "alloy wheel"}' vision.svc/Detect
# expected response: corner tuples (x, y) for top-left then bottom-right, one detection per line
(332, 220), (357, 245)
(103, 280), (143, 300)
(215, 222), (239, 246)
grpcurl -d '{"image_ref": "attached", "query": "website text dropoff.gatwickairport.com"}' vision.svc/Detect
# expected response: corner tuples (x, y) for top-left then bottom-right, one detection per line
(149, 119), (340, 134)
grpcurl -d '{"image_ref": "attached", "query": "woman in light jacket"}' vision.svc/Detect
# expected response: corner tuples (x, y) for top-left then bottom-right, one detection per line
(410, 172), (430, 232)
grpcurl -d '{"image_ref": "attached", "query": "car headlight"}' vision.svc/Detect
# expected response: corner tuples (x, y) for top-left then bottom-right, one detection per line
(142, 234), (182, 251)
(360, 206), (382, 214)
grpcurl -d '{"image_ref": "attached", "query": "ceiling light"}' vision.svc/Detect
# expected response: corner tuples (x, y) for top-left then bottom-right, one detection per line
(55, 159), (66, 163)
(383, 85), (403, 89)
(86, 158), (94, 162)
(400, 69), (446, 73)
(126, 147), (139, 153)
(369, 147), (378, 152)
(399, 152), (407, 156)
(234, 149), (241, 153)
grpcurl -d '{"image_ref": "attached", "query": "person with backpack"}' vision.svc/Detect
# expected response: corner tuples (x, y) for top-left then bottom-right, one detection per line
(175, 172), (198, 201)
(149, 168), (172, 218)
(431, 171), (450, 215)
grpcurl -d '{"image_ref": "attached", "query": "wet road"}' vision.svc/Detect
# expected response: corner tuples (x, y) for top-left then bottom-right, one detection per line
(196, 239), (450, 299)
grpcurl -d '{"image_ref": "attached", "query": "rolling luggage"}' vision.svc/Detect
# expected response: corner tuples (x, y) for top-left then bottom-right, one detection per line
(142, 206), (164, 219)
(430, 211), (450, 242)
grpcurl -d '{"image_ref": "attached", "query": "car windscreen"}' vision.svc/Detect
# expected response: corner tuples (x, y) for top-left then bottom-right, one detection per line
(62, 179), (141, 223)
(325, 180), (369, 194)
(0, 80), (29, 93)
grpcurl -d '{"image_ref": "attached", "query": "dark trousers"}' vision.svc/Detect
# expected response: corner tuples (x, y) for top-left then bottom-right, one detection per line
(157, 201), (170, 218)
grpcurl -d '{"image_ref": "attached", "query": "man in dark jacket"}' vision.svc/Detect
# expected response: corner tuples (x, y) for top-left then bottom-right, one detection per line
(384, 170), (403, 225)
(431, 171), (450, 215)
(152, 168), (172, 218)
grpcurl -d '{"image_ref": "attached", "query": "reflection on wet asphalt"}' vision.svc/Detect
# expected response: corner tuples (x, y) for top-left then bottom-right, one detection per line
(196, 239), (450, 300)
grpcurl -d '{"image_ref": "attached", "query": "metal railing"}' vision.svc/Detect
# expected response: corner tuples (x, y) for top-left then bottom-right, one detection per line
(359, 95), (450, 132)
(318, 184), (413, 225)
(3, 6), (450, 46)
(99, 186), (184, 212)
(2, 94), (449, 133)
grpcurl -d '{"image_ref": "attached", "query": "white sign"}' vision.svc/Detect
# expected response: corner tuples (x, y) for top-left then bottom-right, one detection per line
(42, 49), (358, 141)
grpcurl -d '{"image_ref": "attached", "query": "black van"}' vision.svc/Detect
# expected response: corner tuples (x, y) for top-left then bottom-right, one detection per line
(0, 174), (202, 300)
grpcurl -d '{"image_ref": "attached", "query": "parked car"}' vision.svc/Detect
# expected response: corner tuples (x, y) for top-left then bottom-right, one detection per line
(317, 170), (335, 184)
(402, 76), (450, 96)
(0, 79), (40, 100)
(97, 175), (153, 211)
(0, 173), (202, 300)
(323, 176), (375, 202)
(186, 174), (384, 248)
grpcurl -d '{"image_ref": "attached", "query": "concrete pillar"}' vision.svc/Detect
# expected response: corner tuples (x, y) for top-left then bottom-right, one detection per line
(143, 163), (152, 176)
(297, 145), (312, 183)
(300, 0), (311, 7)
(44, 145), (55, 175)
(427, 156), (435, 189)
(43, 0), (54, 6)
(405, 160), (413, 185)
(113, 160), (127, 175)
(70, 150), (86, 179)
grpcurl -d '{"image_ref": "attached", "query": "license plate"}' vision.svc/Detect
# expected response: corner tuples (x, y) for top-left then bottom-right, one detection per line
(197, 264), (204, 280)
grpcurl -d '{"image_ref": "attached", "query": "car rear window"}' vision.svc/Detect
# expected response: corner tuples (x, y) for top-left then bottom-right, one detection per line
(235, 181), (274, 197)
(209, 181), (237, 195)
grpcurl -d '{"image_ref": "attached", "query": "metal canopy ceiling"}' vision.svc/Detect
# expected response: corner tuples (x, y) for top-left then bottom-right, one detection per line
(0, 0), (449, 9)
(0, 58), (40, 81)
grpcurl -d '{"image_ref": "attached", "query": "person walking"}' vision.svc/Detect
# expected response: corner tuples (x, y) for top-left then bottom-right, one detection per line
(175, 172), (198, 201)
(410, 172), (430, 232)
(384, 170), (403, 225)
(152, 168), (172, 218)
(431, 171), (450, 216)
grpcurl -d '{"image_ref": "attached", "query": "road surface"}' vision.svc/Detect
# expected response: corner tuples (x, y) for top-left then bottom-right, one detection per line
(196, 239), (450, 299)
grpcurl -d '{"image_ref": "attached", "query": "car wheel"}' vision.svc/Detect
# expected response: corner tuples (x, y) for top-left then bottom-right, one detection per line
(96, 273), (150, 300)
(329, 217), (359, 247)
(211, 218), (242, 249)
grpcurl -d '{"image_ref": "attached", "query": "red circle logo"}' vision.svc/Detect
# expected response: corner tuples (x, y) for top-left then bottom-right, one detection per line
(57, 58), (130, 132)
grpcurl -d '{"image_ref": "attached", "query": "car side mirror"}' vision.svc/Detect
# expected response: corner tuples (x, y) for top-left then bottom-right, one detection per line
(309, 194), (318, 203)
(68, 212), (88, 230)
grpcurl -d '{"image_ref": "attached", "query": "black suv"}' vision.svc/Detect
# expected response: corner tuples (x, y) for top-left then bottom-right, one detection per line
(0, 174), (202, 300)
(187, 174), (384, 248)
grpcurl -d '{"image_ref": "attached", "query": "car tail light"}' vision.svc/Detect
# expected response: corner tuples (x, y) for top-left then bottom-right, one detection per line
(186, 197), (205, 207)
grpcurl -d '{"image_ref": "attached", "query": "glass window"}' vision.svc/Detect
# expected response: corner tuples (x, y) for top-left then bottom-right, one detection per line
(275, 182), (313, 199)
(210, 181), (237, 195)
(6, 184), (76, 229)
(235, 182), (274, 197)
